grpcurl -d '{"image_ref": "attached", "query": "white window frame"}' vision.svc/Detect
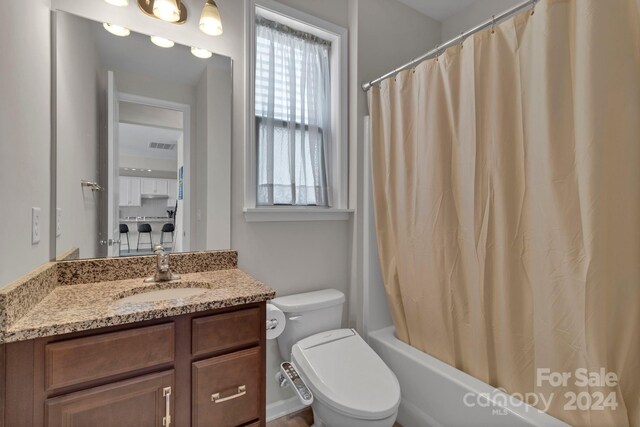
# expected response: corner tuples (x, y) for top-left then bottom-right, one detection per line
(244, 0), (351, 222)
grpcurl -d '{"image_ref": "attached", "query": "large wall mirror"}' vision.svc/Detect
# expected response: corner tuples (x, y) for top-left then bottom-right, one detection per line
(54, 10), (231, 260)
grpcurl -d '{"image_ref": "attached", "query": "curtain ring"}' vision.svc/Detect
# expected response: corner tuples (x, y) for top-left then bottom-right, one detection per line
(530, 0), (536, 15)
(435, 44), (440, 62)
(491, 15), (496, 34)
(459, 32), (465, 48)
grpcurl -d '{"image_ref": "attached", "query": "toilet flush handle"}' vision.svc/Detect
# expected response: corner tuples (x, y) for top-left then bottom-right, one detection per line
(288, 315), (302, 321)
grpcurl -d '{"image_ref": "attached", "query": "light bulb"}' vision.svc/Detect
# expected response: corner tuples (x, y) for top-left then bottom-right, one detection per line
(153, 0), (180, 22)
(150, 36), (175, 48)
(103, 23), (130, 37)
(191, 46), (212, 59)
(199, 0), (223, 36)
(104, 0), (128, 6)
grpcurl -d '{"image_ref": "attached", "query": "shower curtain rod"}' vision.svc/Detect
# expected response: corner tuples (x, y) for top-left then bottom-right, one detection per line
(361, 0), (538, 91)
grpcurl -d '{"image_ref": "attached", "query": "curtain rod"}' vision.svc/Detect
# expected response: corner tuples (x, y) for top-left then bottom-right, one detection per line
(361, 0), (538, 91)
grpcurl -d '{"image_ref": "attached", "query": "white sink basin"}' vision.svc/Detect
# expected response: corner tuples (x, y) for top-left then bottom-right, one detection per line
(118, 288), (209, 303)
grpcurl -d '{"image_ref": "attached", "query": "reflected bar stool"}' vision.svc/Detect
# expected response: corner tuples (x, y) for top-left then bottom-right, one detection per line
(160, 223), (175, 247)
(119, 224), (130, 253)
(137, 223), (153, 252)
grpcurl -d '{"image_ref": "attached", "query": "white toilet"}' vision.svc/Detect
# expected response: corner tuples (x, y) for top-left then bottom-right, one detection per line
(271, 289), (401, 427)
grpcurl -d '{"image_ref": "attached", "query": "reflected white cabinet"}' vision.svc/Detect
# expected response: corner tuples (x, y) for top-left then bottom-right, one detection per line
(119, 177), (141, 207)
(141, 178), (169, 196)
(167, 179), (178, 207)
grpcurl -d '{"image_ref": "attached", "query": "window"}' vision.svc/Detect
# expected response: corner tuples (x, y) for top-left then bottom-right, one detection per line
(246, 0), (349, 221)
(255, 18), (331, 207)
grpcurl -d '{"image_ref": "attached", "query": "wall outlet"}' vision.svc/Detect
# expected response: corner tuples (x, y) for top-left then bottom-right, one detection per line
(32, 207), (41, 245)
(56, 208), (62, 237)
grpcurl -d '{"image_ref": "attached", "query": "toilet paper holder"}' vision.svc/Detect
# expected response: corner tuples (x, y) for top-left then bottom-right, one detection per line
(266, 303), (286, 340)
(266, 318), (279, 331)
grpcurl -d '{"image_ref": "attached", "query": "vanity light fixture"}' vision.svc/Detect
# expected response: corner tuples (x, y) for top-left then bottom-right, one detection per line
(199, 0), (223, 36)
(153, 0), (181, 22)
(105, 0), (129, 6)
(103, 22), (131, 37)
(137, 0), (188, 24)
(150, 36), (175, 48)
(147, 169), (153, 172)
(191, 46), (213, 59)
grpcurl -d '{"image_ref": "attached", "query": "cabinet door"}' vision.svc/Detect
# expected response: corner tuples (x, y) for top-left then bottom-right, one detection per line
(192, 348), (261, 427)
(155, 179), (169, 196)
(118, 177), (129, 206)
(46, 370), (174, 427)
(128, 177), (141, 206)
(141, 178), (155, 195)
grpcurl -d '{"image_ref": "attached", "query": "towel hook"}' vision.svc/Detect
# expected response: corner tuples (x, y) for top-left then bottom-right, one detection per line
(80, 180), (103, 192)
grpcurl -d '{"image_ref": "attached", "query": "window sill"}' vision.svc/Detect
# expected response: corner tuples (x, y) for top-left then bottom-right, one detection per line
(243, 207), (354, 222)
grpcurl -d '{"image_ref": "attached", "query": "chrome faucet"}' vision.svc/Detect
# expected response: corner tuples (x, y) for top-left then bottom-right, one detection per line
(145, 245), (181, 283)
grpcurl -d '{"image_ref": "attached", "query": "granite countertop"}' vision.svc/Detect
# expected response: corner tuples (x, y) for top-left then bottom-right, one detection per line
(0, 251), (275, 343)
(4, 269), (274, 343)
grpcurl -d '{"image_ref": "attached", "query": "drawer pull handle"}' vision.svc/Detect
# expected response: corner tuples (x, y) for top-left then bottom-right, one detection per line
(211, 385), (246, 403)
(162, 386), (172, 426)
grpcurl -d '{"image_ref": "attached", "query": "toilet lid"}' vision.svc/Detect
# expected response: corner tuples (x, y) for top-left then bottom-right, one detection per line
(291, 329), (401, 420)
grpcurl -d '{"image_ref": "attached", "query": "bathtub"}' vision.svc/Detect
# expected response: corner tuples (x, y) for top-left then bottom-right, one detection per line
(368, 327), (570, 427)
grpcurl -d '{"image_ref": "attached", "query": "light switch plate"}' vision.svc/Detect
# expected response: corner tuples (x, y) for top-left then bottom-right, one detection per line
(32, 207), (41, 244)
(56, 208), (62, 237)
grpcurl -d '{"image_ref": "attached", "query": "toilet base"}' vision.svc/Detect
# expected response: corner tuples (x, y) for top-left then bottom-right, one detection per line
(311, 400), (398, 427)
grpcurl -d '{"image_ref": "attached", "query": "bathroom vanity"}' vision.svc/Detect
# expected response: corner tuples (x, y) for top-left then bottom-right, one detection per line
(0, 251), (275, 427)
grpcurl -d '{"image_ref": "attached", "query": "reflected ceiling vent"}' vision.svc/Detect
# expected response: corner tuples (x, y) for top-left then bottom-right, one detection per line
(149, 142), (176, 150)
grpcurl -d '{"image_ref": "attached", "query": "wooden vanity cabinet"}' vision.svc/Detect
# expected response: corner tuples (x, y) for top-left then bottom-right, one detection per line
(0, 302), (267, 427)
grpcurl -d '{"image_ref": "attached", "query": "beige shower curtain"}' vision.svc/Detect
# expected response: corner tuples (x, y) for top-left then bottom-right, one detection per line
(368, 0), (640, 425)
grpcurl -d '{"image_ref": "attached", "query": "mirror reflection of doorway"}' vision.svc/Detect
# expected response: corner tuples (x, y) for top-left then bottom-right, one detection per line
(55, 12), (231, 261)
(114, 95), (189, 257)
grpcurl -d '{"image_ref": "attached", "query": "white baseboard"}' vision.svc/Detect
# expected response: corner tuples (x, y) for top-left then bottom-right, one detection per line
(266, 396), (308, 422)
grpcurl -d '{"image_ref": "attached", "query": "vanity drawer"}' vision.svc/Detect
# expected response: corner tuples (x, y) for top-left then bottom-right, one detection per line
(192, 347), (261, 427)
(191, 307), (261, 356)
(45, 370), (174, 427)
(45, 323), (175, 392)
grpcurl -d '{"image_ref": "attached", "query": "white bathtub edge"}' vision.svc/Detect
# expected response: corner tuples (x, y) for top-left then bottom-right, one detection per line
(369, 326), (570, 427)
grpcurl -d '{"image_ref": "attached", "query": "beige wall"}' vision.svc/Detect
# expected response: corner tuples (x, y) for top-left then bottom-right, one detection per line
(0, 0), (51, 285)
(348, 0), (441, 334)
(440, 0), (522, 40)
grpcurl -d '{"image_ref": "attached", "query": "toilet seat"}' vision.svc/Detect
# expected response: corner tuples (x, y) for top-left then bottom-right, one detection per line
(291, 329), (401, 421)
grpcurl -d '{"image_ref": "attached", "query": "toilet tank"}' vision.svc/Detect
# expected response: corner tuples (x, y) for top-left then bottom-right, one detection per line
(271, 289), (345, 360)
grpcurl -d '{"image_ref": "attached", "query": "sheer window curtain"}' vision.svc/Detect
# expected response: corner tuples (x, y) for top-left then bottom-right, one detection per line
(255, 18), (332, 207)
